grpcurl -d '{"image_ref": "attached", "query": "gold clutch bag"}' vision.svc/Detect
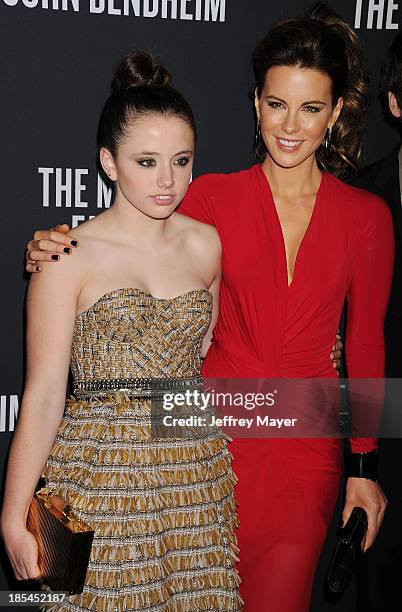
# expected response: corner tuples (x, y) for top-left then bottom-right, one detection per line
(26, 485), (94, 595)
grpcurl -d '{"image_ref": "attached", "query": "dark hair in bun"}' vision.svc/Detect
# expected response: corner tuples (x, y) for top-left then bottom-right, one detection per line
(252, 2), (369, 178)
(111, 51), (172, 91)
(98, 50), (196, 157)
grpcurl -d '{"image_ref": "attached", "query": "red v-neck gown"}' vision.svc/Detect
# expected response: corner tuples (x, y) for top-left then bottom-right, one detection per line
(179, 164), (394, 611)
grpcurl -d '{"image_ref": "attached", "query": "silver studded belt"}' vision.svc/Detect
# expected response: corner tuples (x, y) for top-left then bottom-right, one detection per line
(73, 376), (203, 399)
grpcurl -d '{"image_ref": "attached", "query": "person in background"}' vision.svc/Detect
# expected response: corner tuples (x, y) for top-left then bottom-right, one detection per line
(351, 30), (402, 612)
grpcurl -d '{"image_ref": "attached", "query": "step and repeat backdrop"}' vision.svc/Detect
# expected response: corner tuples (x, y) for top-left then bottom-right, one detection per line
(0, 1), (400, 609)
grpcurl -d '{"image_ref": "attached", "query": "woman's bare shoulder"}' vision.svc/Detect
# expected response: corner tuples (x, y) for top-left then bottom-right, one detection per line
(67, 212), (118, 260)
(172, 212), (221, 251)
(34, 215), (108, 288)
(173, 212), (219, 237)
(67, 213), (103, 239)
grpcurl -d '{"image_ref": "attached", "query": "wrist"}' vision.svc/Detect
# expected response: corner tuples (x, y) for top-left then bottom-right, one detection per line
(1, 506), (28, 534)
(0, 516), (27, 539)
(345, 449), (378, 482)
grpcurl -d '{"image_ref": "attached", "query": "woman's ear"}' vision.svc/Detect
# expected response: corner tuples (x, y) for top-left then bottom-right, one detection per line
(99, 147), (117, 181)
(388, 92), (401, 118)
(330, 97), (344, 129)
(254, 89), (261, 121)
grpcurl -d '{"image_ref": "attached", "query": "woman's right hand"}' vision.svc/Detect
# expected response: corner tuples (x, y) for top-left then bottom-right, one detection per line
(1, 525), (41, 581)
(26, 224), (78, 273)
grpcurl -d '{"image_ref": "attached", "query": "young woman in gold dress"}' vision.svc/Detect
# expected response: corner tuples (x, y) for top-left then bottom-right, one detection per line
(0, 52), (242, 612)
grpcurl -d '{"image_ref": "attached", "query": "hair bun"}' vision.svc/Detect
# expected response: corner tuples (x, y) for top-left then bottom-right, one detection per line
(111, 50), (172, 93)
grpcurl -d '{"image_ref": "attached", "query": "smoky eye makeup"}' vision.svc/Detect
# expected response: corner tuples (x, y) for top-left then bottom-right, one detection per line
(265, 96), (326, 113)
(267, 100), (284, 108)
(302, 105), (322, 113)
(174, 157), (191, 166)
(136, 159), (156, 167)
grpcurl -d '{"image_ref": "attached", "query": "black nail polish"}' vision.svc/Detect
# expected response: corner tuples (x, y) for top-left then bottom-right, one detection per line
(71, 240), (78, 247)
(64, 247), (71, 254)
(51, 254), (60, 261)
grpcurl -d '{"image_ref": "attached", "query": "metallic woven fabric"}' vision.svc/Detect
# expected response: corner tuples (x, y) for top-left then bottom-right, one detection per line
(39, 288), (242, 611)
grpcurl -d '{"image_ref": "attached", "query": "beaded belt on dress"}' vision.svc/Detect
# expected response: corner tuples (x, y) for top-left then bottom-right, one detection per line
(73, 376), (203, 399)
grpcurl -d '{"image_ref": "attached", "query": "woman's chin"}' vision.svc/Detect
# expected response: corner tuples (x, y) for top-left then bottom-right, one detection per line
(147, 208), (176, 220)
(266, 149), (314, 170)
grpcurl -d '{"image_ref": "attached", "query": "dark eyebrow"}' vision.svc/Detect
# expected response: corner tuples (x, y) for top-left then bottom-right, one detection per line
(132, 150), (194, 156)
(266, 95), (327, 106)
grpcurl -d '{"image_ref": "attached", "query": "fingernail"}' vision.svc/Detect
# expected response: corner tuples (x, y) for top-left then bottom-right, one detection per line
(63, 247), (71, 254)
(71, 240), (78, 247)
(55, 224), (61, 229)
(332, 345), (335, 351)
(36, 266), (41, 272)
(51, 255), (60, 261)
(330, 352), (334, 359)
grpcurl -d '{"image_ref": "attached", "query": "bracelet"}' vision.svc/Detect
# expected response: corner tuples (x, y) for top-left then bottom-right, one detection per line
(346, 449), (378, 481)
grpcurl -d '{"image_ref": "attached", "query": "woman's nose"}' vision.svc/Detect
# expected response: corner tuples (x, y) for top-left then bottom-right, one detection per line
(157, 167), (174, 188)
(281, 112), (300, 134)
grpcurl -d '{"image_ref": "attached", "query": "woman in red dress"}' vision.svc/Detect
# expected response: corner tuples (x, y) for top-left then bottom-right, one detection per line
(26, 6), (392, 611)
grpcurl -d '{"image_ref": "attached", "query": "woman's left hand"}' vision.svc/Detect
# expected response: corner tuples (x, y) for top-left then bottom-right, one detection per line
(343, 477), (387, 552)
(330, 333), (342, 371)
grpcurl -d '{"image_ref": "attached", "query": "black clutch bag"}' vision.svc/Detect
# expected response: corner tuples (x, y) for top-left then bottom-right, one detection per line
(26, 481), (94, 595)
(326, 506), (368, 595)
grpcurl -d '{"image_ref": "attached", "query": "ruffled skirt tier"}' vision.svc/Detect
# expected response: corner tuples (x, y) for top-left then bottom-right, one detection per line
(38, 392), (242, 611)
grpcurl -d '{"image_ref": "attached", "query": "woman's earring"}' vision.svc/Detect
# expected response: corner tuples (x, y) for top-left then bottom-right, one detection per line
(323, 126), (333, 158)
(254, 119), (261, 150)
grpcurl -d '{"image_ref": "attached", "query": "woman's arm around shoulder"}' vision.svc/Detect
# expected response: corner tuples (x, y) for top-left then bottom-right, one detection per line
(26, 224), (79, 273)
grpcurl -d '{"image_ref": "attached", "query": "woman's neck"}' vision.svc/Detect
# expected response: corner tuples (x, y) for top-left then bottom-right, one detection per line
(261, 155), (322, 199)
(101, 193), (173, 245)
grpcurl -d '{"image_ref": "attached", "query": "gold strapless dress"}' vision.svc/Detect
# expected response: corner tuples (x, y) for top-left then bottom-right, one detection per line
(39, 288), (241, 611)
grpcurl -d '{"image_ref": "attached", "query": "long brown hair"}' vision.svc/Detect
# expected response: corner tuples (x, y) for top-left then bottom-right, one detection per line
(252, 3), (369, 178)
